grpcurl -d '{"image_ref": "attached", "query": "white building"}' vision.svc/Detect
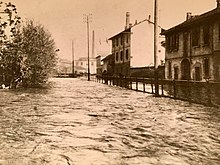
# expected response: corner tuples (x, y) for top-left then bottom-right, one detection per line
(130, 18), (165, 67)
(75, 57), (97, 74)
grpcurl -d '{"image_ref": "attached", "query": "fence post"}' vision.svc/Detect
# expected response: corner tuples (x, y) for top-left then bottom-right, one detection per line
(143, 78), (145, 92)
(151, 79), (154, 94)
(161, 80), (164, 96)
(187, 79), (191, 103)
(130, 77), (133, 90)
(207, 80), (212, 105)
(173, 79), (176, 98)
(136, 77), (138, 91)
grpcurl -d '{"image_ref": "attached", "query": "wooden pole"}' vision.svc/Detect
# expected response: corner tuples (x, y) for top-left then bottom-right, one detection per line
(87, 15), (90, 81)
(154, 0), (159, 96)
(72, 40), (75, 77)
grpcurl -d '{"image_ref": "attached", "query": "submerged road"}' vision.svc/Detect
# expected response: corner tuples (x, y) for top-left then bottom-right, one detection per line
(0, 78), (219, 165)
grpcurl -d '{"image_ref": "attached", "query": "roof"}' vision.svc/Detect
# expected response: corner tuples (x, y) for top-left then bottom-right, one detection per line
(161, 7), (220, 35)
(108, 28), (131, 40)
(77, 57), (96, 61)
(101, 54), (112, 61)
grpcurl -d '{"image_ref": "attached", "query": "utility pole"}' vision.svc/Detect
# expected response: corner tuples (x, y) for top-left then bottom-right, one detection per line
(83, 14), (92, 81)
(92, 30), (95, 58)
(154, 0), (159, 96)
(72, 40), (75, 77)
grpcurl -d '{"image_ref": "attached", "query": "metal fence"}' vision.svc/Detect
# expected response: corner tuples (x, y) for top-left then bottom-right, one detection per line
(96, 75), (220, 107)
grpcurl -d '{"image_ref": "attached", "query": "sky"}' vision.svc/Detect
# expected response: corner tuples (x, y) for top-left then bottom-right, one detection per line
(5, 0), (217, 61)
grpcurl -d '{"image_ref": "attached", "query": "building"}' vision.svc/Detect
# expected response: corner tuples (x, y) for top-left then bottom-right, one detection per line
(96, 55), (102, 76)
(75, 57), (97, 74)
(161, 0), (220, 82)
(108, 12), (164, 77)
(108, 12), (131, 76)
(101, 54), (114, 75)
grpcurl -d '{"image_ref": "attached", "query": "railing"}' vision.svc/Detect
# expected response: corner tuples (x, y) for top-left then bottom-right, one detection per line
(95, 75), (220, 107)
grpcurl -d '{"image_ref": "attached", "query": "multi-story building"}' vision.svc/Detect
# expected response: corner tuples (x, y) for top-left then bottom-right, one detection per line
(109, 12), (164, 77)
(108, 12), (132, 76)
(161, 0), (220, 81)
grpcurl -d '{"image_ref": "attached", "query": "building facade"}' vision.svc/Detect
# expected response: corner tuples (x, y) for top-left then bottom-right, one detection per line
(162, 1), (220, 82)
(75, 57), (97, 74)
(108, 12), (132, 77)
(108, 12), (165, 77)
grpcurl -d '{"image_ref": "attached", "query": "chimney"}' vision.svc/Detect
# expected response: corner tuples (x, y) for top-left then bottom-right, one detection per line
(186, 12), (192, 20)
(125, 12), (130, 29)
(217, 0), (220, 7)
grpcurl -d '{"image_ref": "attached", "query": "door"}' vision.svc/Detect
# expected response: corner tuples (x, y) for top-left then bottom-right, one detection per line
(195, 67), (201, 81)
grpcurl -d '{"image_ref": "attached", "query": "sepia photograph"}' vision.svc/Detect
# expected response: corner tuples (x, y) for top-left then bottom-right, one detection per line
(0, 0), (219, 164)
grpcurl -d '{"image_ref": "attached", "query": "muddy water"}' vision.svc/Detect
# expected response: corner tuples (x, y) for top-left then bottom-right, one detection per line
(0, 78), (219, 165)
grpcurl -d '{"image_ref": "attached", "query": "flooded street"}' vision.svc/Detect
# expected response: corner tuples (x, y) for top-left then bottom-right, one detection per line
(0, 78), (220, 165)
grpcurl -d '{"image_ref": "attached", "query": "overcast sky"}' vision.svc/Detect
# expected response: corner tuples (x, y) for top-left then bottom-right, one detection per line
(7, 0), (217, 60)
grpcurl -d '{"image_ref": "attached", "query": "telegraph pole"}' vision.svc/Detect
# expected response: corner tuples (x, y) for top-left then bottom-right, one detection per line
(83, 14), (92, 81)
(92, 30), (95, 58)
(72, 40), (75, 77)
(154, 0), (159, 96)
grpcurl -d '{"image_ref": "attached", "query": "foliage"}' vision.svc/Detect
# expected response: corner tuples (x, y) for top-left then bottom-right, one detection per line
(0, 2), (58, 88)
(16, 20), (58, 88)
(0, 2), (21, 87)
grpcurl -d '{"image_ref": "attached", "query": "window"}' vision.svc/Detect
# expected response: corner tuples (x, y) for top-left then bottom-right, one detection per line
(125, 49), (129, 60)
(126, 35), (129, 43)
(120, 51), (123, 61)
(192, 27), (200, 46)
(166, 36), (170, 51)
(168, 61), (172, 78)
(121, 36), (123, 45)
(174, 67), (179, 80)
(215, 65), (220, 80)
(81, 62), (83, 66)
(195, 67), (201, 81)
(203, 58), (209, 78)
(203, 25), (210, 45)
(116, 52), (119, 61)
(219, 22), (220, 41)
(167, 34), (179, 52)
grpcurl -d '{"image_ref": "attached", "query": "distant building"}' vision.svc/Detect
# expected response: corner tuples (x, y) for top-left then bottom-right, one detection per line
(75, 57), (97, 74)
(56, 58), (93, 75)
(108, 12), (164, 77)
(96, 55), (102, 76)
(101, 54), (114, 75)
(161, 0), (220, 81)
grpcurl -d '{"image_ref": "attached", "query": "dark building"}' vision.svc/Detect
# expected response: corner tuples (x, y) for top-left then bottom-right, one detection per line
(101, 54), (114, 75)
(108, 12), (132, 76)
(161, 0), (220, 82)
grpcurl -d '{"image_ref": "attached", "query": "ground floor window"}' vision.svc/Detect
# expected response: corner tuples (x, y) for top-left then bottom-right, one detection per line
(174, 67), (179, 80)
(195, 67), (201, 81)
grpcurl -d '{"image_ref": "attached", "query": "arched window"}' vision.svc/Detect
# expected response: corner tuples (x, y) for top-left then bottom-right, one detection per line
(116, 52), (119, 61)
(125, 49), (129, 60)
(120, 51), (123, 61)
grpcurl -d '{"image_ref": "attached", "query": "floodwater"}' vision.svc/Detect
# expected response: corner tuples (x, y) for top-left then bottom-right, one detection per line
(0, 78), (219, 165)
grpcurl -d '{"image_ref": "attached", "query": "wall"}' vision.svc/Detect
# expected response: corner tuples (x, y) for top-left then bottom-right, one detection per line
(131, 21), (165, 67)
